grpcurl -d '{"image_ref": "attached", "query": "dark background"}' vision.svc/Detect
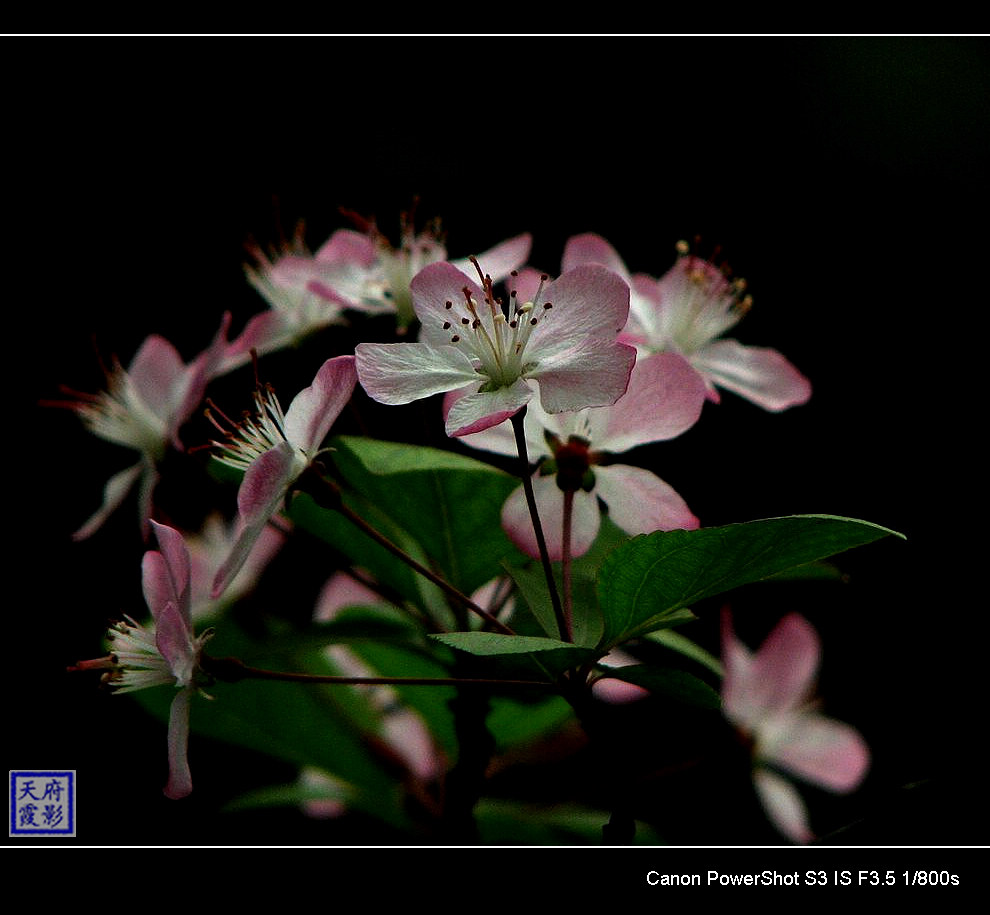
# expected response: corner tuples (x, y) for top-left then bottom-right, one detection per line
(8, 36), (989, 852)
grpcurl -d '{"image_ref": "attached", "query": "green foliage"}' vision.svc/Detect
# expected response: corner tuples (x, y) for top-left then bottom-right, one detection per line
(321, 435), (521, 597)
(597, 514), (904, 649)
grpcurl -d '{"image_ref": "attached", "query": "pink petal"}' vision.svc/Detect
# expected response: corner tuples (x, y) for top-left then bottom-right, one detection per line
(506, 267), (546, 305)
(561, 232), (631, 279)
(442, 389), (525, 457)
(592, 649), (651, 704)
(382, 707), (444, 782)
(314, 228), (378, 267)
(748, 614), (821, 715)
(409, 261), (483, 343)
(212, 443), (297, 599)
(355, 341), (479, 406)
(768, 714), (870, 793)
(154, 600), (196, 684)
(172, 311), (233, 439)
(126, 335), (186, 419)
(164, 687), (194, 799)
(72, 461), (144, 541)
(221, 310), (292, 372)
(594, 352), (707, 452)
(315, 572), (382, 622)
(445, 378), (533, 437)
(533, 341), (636, 413)
(142, 550), (174, 623)
(722, 612), (820, 727)
(283, 355), (358, 454)
(501, 476), (600, 560)
(527, 265), (630, 357)
(148, 520), (192, 615)
(752, 768), (814, 844)
(692, 339), (812, 411)
(593, 464), (699, 537)
(450, 232), (532, 282)
(720, 609), (757, 720)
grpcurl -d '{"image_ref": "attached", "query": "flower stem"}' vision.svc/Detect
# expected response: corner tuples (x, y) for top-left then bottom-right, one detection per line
(295, 465), (514, 635)
(561, 487), (575, 638)
(510, 408), (570, 642)
(202, 654), (552, 688)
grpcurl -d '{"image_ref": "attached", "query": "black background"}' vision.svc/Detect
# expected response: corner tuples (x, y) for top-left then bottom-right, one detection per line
(8, 35), (989, 857)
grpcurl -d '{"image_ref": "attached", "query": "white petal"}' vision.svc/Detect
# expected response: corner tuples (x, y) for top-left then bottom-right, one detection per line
(593, 352), (707, 453)
(355, 342), (479, 405)
(692, 339), (812, 411)
(752, 768), (814, 844)
(594, 464), (699, 537)
(445, 378), (533, 437)
(283, 355), (357, 453)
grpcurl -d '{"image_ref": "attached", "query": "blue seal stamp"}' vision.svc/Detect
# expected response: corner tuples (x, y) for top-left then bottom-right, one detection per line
(9, 771), (76, 837)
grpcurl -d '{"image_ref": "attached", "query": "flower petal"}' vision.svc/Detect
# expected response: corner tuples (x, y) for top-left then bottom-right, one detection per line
(532, 341), (636, 413)
(171, 311), (232, 441)
(593, 464), (699, 537)
(72, 461), (144, 541)
(593, 352), (707, 452)
(149, 520), (192, 613)
(314, 227), (377, 267)
(409, 261), (484, 345)
(449, 232), (532, 282)
(355, 341), (479, 405)
(527, 265), (631, 357)
(692, 339), (812, 411)
(767, 714), (870, 793)
(752, 768), (814, 844)
(501, 476), (600, 560)
(750, 613), (821, 715)
(126, 335), (186, 421)
(212, 442), (297, 599)
(154, 600), (197, 685)
(283, 355), (358, 454)
(164, 687), (194, 799)
(445, 377), (533, 437)
(724, 612), (821, 729)
(561, 232), (631, 279)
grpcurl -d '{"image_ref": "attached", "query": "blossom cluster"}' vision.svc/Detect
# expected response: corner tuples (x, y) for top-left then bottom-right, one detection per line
(62, 208), (869, 844)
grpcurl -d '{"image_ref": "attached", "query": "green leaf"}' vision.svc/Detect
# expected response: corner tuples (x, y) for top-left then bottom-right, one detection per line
(133, 617), (415, 829)
(644, 628), (724, 678)
(324, 436), (522, 596)
(432, 631), (598, 679)
(595, 664), (721, 709)
(474, 800), (663, 845)
(597, 514), (904, 648)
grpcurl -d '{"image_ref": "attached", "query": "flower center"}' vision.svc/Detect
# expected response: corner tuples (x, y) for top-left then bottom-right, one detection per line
(441, 263), (554, 389)
(667, 240), (753, 354)
(206, 383), (304, 474)
(74, 368), (169, 457)
(542, 422), (598, 493)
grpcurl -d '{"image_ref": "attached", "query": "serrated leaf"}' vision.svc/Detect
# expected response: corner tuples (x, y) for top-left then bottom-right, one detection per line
(597, 514), (903, 648)
(596, 664), (721, 709)
(432, 631), (598, 679)
(325, 436), (521, 596)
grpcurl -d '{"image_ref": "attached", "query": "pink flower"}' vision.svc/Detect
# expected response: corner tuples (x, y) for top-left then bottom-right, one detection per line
(456, 351), (707, 559)
(69, 521), (214, 799)
(63, 315), (231, 539)
(355, 261), (637, 437)
(721, 610), (870, 843)
(563, 234), (811, 411)
(208, 355), (357, 599)
(310, 572), (445, 804)
(224, 218), (532, 366)
(185, 513), (286, 622)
